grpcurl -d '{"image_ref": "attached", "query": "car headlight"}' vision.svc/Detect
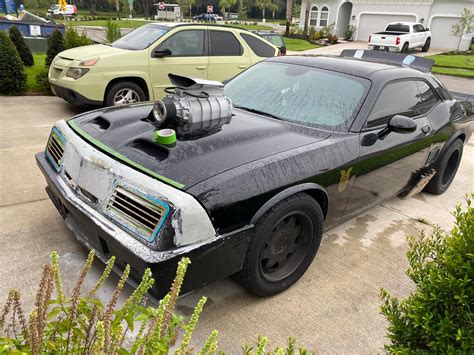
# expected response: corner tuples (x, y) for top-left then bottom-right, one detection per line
(66, 67), (90, 79)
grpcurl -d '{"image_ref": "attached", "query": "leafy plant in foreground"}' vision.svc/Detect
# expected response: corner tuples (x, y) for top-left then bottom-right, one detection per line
(380, 194), (473, 353)
(0, 252), (214, 353)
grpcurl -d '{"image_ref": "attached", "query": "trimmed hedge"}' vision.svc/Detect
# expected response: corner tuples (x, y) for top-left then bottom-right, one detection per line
(8, 26), (34, 66)
(45, 29), (65, 67)
(0, 31), (26, 95)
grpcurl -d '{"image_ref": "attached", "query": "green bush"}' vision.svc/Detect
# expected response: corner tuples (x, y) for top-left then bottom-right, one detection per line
(0, 31), (26, 95)
(64, 27), (92, 50)
(381, 195), (474, 353)
(45, 29), (65, 67)
(34, 67), (52, 94)
(343, 25), (356, 41)
(105, 20), (121, 44)
(0, 251), (314, 353)
(8, 26), (34, 66)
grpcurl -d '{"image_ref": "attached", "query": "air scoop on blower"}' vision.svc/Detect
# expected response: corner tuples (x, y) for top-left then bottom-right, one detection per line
(150, 74), (233, 144)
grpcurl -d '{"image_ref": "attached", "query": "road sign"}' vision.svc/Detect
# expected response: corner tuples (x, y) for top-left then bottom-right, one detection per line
(207, 5), (213, 13)
(158, 2), (165, 10)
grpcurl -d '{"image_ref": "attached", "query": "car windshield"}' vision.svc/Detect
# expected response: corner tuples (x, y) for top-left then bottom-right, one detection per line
(386, 24), (409, 32)
(224, 62), (369, 130)
(111, 24), (170, 50)
(263, 34), (284, 47)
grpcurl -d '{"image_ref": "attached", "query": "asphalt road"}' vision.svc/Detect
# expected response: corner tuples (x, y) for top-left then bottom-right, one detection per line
(1, 82), (473, 352)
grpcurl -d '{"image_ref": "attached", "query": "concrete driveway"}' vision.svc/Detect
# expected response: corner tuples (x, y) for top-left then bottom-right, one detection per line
(0, 86), (472, 352)
(287, 40), (446, 57)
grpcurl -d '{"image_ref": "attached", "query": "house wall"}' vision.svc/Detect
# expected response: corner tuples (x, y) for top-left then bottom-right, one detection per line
(299, 0), (473, 50)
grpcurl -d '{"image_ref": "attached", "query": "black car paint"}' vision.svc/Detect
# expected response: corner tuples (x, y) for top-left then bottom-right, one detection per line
(39, 55), (473, 297)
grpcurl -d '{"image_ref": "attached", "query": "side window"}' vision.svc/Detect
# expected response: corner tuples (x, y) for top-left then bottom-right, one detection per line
(240, 33), (275, 57)
(161, 30), (204, 56)
(414, 81), (441, 115)
(210, 30), (242, 56)
(366, 81), (421, 128)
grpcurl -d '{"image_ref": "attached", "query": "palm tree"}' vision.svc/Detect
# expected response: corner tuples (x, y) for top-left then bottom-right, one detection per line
(220, 0), (237, 20)
(303, 0), (312, 37)
(256, 0), (272, 22)
(285, 0), (293, 37)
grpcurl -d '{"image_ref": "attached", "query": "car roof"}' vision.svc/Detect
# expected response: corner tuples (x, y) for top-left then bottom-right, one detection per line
(268, 55), (403, 78)
(145, 22), (247, 31)
(387, 22), (418, 26)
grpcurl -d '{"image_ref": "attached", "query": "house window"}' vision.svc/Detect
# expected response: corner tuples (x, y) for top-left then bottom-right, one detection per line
(310, 5), (318, 26)
(319, 6), (329, 27)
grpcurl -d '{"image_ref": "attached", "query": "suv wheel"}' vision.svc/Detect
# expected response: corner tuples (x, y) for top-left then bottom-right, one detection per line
(236, 193), (324, 296)
(105, 81), (146, 106)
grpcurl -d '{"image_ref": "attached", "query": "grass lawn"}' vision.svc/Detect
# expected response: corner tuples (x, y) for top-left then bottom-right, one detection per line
(24, 53), (48, 94)
(283, 37), (322, 51)
(426, 54), (473, 69)
(431, 66), (474, 78)
(426, 54), (474, 78)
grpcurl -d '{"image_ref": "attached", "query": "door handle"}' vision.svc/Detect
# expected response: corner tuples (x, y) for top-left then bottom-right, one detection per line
(238, 65), (247, 69)
(196, 66), (206, 70)
(421, 125), (431, 135)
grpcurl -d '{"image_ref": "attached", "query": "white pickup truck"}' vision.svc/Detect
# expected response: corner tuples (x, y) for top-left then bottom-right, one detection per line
(368, 22), (431, 53)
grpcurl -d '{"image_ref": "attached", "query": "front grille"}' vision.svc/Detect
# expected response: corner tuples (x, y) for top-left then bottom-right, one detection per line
(46, 128), (65, 172)
(105, 186), (169, 242)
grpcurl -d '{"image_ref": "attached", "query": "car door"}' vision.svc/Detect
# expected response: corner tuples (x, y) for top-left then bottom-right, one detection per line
(207, 29), (251, 82)
(148, 28), (209, 100)
(344, 79), (436, 219)
(413, 24), (425, 47)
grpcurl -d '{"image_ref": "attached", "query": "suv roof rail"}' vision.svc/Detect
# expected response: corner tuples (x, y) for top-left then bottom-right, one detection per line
(339, 49), (434, 73)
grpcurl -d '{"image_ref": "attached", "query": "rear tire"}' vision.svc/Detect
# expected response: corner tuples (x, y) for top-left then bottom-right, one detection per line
(401, 42), (409, 54)
(236, 193), (324, 297)
(105, 81), (146, 107)
(424, 139), (463, 195)
(422, 38), (431, 52)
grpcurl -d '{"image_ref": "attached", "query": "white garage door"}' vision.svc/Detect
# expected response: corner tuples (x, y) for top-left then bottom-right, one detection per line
(357, 14), (417, 41)
(430, 17), (462, 50)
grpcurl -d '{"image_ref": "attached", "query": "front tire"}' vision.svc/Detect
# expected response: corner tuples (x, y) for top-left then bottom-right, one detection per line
(105, 81), (146, 107)
(237, 193), (324, 297)
(422, 38), (431, 52)
(424, 139), (463, 194)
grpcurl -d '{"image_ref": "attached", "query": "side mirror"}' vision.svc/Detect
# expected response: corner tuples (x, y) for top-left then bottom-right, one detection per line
(152, 46), (171, 58)
(378, 115), (417, 140)
(425, 28), (429, 31)
(388, 115), (417, 134)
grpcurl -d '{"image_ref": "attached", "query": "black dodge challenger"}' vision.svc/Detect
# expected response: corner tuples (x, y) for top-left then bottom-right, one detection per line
(37, 50), (473, 297)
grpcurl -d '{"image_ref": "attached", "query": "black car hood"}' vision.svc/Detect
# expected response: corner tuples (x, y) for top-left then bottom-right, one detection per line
(68, 103), (331, 189)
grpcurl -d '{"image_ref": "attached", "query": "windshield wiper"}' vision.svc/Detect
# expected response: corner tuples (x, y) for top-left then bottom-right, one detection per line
(234, 105), (283, 120)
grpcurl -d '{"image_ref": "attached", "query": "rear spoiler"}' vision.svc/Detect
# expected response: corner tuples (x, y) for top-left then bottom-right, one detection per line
(339, 49), (434, 73)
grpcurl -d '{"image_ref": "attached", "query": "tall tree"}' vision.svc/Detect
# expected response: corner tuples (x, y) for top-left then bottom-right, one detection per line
(303, 0), (311, 36)
(178, 0), (196, 19)
(451, 8), (474, 51)
(219, 0), (237, 19)
(108, 0), (120, 19)
(285, 0), (292, 36)
(269, 0), (279, 20)
(256, 0), (272, 21)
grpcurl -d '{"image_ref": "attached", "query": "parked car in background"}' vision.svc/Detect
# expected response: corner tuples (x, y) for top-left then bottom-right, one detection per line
(193, 13), (216, 22)
(252, 30), (287, 55)
(37, 51), (473, 298)
(48, 23), (279, 106)
(48, 4), (77, 17)
(368, 22), (431, 53)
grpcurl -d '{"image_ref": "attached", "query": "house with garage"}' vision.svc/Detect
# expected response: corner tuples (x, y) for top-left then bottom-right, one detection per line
(299, 0), (473, 51)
